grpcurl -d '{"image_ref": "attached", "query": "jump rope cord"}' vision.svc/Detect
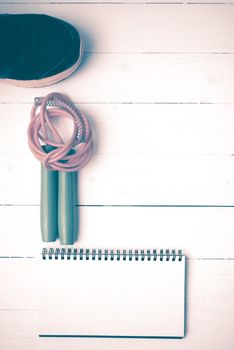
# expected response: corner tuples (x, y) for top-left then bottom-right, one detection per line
(27, 92), (94, 172)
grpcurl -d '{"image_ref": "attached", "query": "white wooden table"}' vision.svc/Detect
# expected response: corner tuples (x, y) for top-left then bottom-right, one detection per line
(0, 1), (234, 349)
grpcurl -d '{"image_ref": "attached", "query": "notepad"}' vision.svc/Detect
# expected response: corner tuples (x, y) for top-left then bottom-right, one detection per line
(39, 248), (186, 338)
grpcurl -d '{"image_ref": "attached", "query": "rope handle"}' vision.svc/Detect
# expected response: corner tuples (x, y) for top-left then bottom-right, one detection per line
(27, 92), (94, 172)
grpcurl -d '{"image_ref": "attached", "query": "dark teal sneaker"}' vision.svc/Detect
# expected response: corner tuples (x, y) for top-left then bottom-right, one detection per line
(0, 14), (83, 87)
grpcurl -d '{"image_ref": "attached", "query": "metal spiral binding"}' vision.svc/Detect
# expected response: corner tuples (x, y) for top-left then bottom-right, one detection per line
(42, 248), (183, 261)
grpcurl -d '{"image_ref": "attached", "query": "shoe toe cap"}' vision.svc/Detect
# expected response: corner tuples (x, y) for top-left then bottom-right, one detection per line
(5, 14), (82, 81)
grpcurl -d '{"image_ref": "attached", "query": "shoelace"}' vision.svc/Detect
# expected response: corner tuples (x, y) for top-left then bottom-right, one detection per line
(27, 92), (94, 171)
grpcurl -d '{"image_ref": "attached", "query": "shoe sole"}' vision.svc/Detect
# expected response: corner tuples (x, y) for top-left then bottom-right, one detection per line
(0, 37), (84, 88)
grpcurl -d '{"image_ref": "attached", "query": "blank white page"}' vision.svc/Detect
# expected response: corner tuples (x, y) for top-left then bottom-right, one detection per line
(39, 251), (185, 338)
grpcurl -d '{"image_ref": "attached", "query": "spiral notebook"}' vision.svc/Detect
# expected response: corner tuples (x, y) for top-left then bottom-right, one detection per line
(39, 248), (186, 338)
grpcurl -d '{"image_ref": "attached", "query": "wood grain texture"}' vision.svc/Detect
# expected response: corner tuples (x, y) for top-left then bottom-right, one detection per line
(5, 1), (234, 4)
(0, 103), (233, 205)
(1, 4), (234, 52)
(0, 206), (234, 258)
(1, 153), (234, 205)
(0, 53), (234, 104)
(1, 53), (234, 103)
(1, 103), (234, 156)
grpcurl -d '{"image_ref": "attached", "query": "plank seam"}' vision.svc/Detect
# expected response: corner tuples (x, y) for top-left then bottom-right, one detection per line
(1, 204), (234, 207)
(1, 2), (234, 5)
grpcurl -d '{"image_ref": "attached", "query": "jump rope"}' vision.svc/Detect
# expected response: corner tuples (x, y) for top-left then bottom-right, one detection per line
(27, 92), (94, 245)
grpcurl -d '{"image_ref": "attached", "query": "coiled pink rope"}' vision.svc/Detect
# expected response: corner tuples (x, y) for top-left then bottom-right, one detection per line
(27, 92), (94, 172)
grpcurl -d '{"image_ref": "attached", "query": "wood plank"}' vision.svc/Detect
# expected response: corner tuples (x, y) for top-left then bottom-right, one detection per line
(0, 4), (234, 52)
(1, 103), (234, 156)
(1, 103), (234, 205)
(1, 153), (233, 205)
(0, 260), (233, 349)
(0, 311), (37, 350)
(4, 0), (234, 3)
(1, 53), (234, 103)
(0, 259), (38, 310)
(0, 206), (233, 257)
